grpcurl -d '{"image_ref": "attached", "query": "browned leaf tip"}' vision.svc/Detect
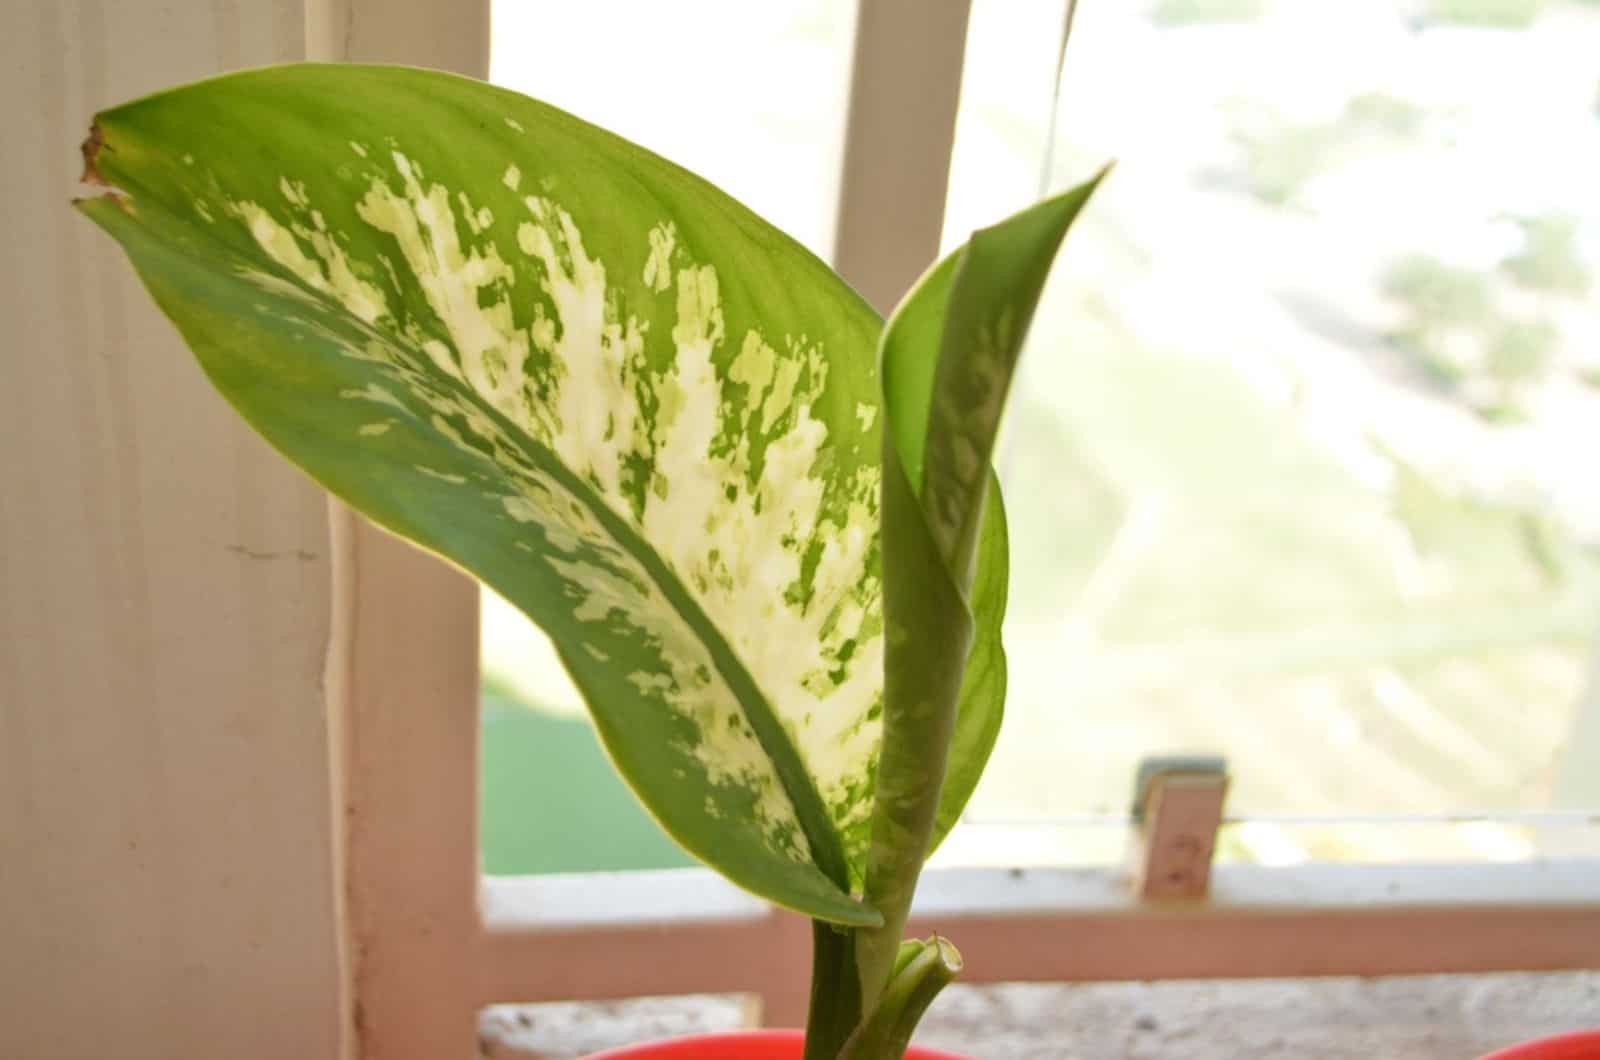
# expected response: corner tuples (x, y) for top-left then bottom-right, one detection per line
(74, 121), (134, 214)
(80, 122), (109, 186)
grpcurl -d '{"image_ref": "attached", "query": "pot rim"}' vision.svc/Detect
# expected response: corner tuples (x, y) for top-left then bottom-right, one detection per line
(1477, 1029), (1600, 1059)
(583, 1028), (969, 1060)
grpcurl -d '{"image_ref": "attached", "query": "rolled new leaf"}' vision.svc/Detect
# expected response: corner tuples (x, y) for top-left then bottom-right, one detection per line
(856, 172), (1109, 1001)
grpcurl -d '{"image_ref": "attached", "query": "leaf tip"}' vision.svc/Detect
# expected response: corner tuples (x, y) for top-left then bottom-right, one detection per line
(74, 118), (134, 216)
(80, 120), (109, 187)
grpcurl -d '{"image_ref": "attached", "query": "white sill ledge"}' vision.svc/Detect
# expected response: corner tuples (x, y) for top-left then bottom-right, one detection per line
(477, 860), (1600, 1007)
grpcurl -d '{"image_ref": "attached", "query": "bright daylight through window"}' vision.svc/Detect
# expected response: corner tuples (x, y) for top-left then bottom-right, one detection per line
(480, 0), (1600, 877)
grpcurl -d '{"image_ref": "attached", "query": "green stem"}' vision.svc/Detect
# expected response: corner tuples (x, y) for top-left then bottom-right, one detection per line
(803, 921), (863, 1060)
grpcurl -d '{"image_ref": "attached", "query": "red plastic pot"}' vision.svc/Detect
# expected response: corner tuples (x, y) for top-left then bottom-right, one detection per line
(586, 1027), (1600, 1059)
(1479, 1031), (1600, 1059)
(585, 1030), (969, 1059)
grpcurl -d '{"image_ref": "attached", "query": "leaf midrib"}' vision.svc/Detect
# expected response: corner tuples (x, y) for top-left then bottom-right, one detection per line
(507, 407), (856, 891)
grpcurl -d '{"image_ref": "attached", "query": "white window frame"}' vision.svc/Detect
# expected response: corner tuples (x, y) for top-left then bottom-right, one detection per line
(323, 1), (1600, 1056)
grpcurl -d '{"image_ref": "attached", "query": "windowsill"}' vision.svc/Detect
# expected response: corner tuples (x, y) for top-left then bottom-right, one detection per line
(478, 971), (1599, 1058)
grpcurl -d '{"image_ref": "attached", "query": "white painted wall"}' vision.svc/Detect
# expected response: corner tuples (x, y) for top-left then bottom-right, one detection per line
(0, 3), (485, 1058)
(0, 4), (344, 1058)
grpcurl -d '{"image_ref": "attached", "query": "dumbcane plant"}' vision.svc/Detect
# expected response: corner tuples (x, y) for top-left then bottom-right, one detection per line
(77, 64), (1103, 1059)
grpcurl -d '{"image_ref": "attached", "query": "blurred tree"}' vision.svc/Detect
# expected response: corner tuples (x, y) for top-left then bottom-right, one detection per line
(1502, 213), (1592, 297)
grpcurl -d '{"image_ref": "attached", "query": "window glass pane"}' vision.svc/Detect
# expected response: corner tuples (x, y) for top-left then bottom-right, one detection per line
(947, 0), (1600, 861)
(929, 815), (1599, 869)
(480, 1), (857, 875)
(490, 2), (853, 259)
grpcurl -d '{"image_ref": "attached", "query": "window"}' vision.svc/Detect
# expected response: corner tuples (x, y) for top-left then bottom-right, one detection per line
(453, 0), (1600, 1017)
(938, 0), (1600, 868)
(481, 0), (1600, 877)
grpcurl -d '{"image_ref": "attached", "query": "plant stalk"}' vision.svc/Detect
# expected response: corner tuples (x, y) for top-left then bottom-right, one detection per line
(804, 921), (864, 1060)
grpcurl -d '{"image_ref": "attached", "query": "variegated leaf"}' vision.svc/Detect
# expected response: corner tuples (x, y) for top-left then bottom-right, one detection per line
(75, 63), (1010, 924)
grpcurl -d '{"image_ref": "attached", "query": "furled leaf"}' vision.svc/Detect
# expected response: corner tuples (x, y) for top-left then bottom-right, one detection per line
(904, 176), (1109, 851)
(933, 476), (1008, 849)
(74, 64), (1010, 923)
(872, 248), (1012, 857)
(854, 172), (1108, 997)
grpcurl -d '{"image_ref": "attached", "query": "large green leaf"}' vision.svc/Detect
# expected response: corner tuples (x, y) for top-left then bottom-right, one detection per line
(75, 63), (1010, 924)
